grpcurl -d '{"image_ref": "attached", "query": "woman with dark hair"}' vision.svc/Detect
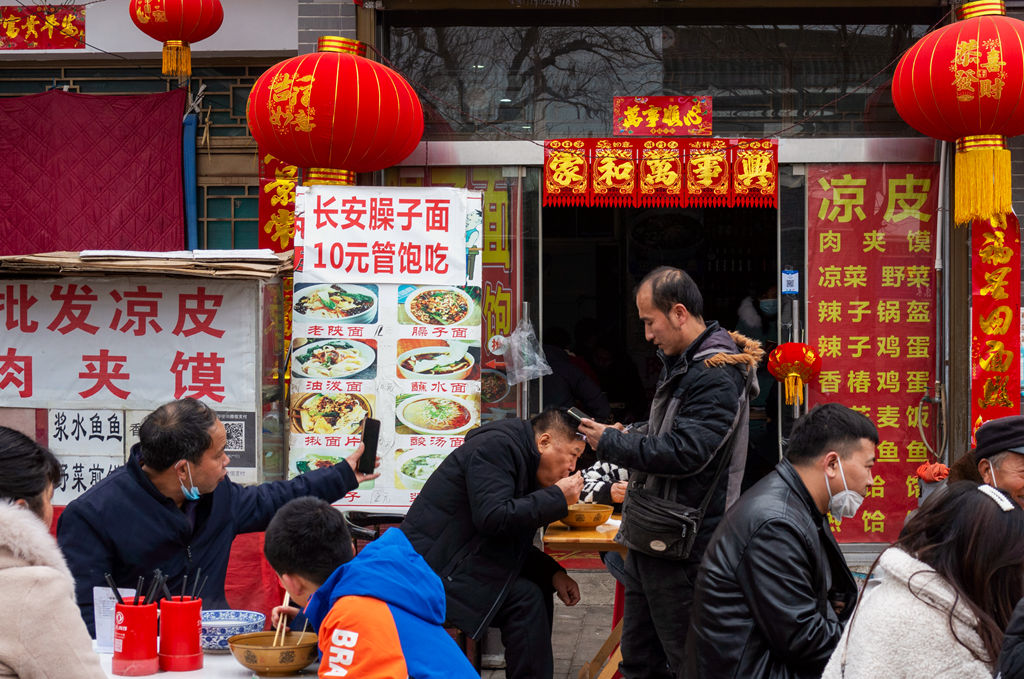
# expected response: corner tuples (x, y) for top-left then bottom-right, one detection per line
(0, 426), (105, 678)
(822, 481), (1024, 678)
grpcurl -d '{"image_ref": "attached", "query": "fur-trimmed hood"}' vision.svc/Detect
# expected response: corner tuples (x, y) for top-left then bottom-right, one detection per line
(0, 500), (73, 581)
(702, 330), (765, 371)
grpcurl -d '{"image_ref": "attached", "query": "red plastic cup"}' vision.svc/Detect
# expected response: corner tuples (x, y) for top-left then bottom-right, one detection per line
(158, 596), (204, 671)
(112, 601), (159, 676)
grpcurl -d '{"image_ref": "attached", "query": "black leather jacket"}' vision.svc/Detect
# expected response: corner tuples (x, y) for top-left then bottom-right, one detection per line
(688, 459), (857, 679)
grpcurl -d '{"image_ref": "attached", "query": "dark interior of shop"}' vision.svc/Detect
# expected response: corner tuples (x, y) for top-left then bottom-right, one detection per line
(541, 205), (777, 423)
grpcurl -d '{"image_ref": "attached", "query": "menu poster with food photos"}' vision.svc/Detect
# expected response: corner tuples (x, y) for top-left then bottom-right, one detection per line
(290, 187), (483, 512)
(806, 163), (939, 544)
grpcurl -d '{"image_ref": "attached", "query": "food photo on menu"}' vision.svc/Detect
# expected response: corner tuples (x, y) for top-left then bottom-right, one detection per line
(393, 393), (480, 437)
(396, 284), (481, 326)
(291, 337), (378, 380)
(292, 282), (379, 324)
(289, 392), (375, 436)
(395, 339), (480, 381)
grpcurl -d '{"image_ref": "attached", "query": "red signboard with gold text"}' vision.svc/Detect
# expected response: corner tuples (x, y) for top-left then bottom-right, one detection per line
(612, 96), (711, 136)
(544, 137), (777, 209)
(807, 163), (939, 544)
(970, 214), (1021, 435)
(0, 5), (85, 50)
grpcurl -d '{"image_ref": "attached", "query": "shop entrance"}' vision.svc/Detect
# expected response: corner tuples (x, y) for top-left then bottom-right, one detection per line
(538, 204), (778, 456)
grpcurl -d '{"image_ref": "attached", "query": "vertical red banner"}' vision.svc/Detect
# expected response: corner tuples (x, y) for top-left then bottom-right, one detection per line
(543, 139), (590, 207)
(970, 214), (1021, 435)
(258, 150), (298, 253)
(807, 163), (939, 543)
(591, 138), (636, 207)
(637, 139), (685, 208)
(685, 138), (730, 207)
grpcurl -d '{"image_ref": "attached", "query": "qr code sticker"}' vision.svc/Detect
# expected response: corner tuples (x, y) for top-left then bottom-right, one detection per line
(224, 421), (245, 452)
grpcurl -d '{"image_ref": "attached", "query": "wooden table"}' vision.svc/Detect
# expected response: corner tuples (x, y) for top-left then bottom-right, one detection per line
(543, 516), (624, 679)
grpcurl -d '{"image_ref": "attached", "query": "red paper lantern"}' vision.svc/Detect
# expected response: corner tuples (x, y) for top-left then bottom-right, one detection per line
(767, 343), (822, 406)
(129, 0), (223, 78)
(891, 0), (1024, 223)
(246, 36), (424, 183)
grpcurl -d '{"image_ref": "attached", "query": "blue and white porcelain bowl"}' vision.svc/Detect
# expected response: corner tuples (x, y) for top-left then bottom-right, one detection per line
(200, 610), (266, 651)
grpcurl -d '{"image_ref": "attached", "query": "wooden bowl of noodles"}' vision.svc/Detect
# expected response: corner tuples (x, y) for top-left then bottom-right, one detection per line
(561, 503), (614, 529)
(227, 631), (317, 676)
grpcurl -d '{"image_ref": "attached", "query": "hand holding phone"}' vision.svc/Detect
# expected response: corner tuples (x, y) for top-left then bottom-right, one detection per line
(567, 407), (591, 423)
(357, 417), (381, 475)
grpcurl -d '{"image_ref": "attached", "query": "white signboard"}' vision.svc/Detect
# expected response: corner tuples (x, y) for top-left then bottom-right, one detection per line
(0, 277), (257, 411)
(290, 189), (483, 513)
(295, 186), (467, 286)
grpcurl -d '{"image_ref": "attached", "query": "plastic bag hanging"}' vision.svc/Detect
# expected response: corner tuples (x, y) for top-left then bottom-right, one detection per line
(504, 317), (552, 385)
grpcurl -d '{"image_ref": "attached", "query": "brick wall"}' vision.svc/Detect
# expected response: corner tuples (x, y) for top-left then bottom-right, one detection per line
(298, 1), (357, 54)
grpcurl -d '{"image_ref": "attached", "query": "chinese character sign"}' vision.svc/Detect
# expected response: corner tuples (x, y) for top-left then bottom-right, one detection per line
(258, 150), (299, 253)
(291, 187), (482, 513)
(48, 408), (125, 505)
(0, 277), (257, 411)
(0, 5), (84, 50)
(612, 96), (712, 136)
(971, 214), (1021, 432)
(296, 186), (467, 286)
(807, 163), (939, 543)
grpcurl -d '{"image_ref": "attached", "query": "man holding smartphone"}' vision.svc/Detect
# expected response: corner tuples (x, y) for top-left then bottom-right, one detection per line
(400, 408), (586, 679)
(577, 266), (762, 679)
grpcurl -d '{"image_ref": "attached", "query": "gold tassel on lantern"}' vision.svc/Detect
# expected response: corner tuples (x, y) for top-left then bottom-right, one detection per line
(784, 373), (804, 406)
(954, 135), (1012, 226)
(162, 40), (191, 78)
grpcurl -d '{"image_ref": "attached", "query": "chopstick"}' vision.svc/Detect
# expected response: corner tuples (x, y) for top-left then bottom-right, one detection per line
(273, 591), (290, 647)
(104, 572), (124, 605)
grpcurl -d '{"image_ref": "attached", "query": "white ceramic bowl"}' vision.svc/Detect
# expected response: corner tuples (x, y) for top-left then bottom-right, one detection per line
(396, 395), (478, 435)
(403, 286), (474, 326)
(292, 338), (376, 379)
(293, 283), (377, 324)
(201, 610), (266, 651)
(396, 345), (475, 380)
(395, 450), (449, 490)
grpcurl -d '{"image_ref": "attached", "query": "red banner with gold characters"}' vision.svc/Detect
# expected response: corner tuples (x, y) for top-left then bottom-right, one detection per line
(0, 5), (85, 50)
(543, 138), (777, 209)
(806, 163), (939, 544)
(257, 150), (299, 253)
(612, 95), (712, 136)
(970, 214), (1021, 436)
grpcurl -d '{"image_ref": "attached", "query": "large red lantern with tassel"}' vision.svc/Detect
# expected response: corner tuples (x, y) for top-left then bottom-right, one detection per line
(891, 0), (1024, 224)
(247, 36), (424, 184)
(129, 0), (223, 78)
(767, 343), (822, 407)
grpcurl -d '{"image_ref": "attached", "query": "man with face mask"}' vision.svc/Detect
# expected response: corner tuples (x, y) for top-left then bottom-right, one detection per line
(971, 415), (1024, 508)
(687, 403), (878, 679)
(57, 398), (377, 635)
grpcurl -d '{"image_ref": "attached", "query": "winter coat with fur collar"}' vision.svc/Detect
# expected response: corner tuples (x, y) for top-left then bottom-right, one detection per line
(0, 501), (105, 679)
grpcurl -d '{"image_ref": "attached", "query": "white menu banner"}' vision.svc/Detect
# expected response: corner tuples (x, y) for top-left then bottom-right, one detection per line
(295, 185), (467, 286)
(291, 188), (483, 513)
(0, 276), (257, 411)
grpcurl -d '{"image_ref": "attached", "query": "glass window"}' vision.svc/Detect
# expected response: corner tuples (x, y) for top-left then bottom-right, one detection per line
(386, 22), (930, 139)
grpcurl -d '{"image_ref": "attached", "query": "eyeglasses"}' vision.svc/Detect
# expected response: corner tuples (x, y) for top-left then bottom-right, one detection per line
(575, 432), (587, 441)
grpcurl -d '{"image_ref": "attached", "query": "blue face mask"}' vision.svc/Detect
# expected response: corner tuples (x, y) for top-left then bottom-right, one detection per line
(759, 299), (778, 316)
(179, 462), (200, 501)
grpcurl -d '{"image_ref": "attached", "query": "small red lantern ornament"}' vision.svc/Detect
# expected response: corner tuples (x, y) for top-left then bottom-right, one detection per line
(246, 36), (424, 185)
(767, 343), (822, 407)
(892, 0), (1024, 224)
(129, 0), (223, 78)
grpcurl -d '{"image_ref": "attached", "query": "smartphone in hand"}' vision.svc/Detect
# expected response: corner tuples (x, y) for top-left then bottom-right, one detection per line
(357, 418), (381, 475)
(567, 407), (591, 424)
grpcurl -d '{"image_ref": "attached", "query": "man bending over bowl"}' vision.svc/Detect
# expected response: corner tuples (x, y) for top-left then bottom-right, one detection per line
(400, 408), (586, 679)
(265, 497), (477, 678)
(57, 397), (378, 635)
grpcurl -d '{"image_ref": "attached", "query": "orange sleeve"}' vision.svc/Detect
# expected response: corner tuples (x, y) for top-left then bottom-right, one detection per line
(317, 595), (408, 678)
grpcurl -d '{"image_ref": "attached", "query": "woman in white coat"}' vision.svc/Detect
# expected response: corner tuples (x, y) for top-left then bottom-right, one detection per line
(822, 481), (1024, 679)
(0, 427), (106, 679)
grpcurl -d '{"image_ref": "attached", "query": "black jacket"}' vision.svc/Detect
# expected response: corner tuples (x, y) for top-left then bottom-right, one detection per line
(596, 322), (760, 561)
(400, 419), (567, 639)
(688, 459), (858, 679)
(999, 597), (1024, 678)
(57, 445), (357, 636)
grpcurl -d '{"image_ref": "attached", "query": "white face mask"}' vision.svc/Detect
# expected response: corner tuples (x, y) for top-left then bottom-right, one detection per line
(825, 458), (865, 520)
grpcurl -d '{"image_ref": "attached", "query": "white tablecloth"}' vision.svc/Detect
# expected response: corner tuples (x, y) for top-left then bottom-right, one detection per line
(97, 649), (316, 678)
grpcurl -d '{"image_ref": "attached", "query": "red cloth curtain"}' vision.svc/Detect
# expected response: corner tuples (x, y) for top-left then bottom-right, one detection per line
(0, 89), (187, 255)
